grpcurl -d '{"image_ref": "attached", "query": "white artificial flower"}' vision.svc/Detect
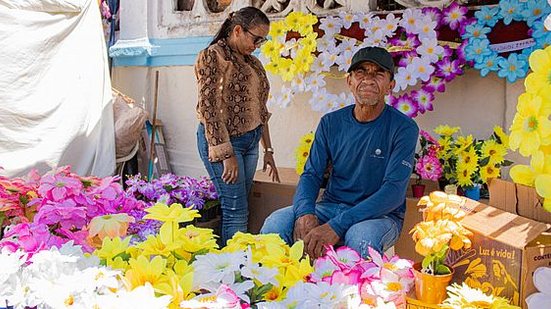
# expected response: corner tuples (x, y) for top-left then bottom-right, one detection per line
(273, 86), (293, 108)
(0, 248), (25, 283)
(394, 65), (417, 91)
(303, 282), (358, 308)
(316, 37), (336, 53)
(339, 11), (356, 29)
(410, 57), (435, 82)
(356, 12), (373, 30)
(417, 16), (438, 41)
(334, 92), (352, 110)
(546, 0), (551, 30)
(336, 50), (354, 72)
(305, 73), (327, 92)
(241, 248), (278, 286)
(362, 30), (386, 48)
(417, 38), (444, 64)
(192, 251), (245, 289)
(290, 74), (306, 92)
(319, 16), (343, 37)
(228, 280), (255, 303)
(400, 9), (424, 34)
(527, 267), (551, 309)
(319, 51), (339, 70)
(97, 283), (172, 309)
(310, 89), (332, 114)
(338, 38), (359, 54)
(380, 14), (399, 38)
(310, 57), (328, 73)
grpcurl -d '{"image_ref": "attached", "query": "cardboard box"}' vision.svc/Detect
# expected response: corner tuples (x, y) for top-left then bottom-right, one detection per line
(248, 168), (300, 234)
(488, 178), (550, 224)
(448, 199), (551, 308)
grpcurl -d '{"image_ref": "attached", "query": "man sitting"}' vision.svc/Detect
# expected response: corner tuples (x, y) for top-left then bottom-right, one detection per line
(260, 46), (419, 259)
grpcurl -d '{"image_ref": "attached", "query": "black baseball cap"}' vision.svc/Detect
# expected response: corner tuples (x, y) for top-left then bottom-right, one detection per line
(347, 46), (395, 78)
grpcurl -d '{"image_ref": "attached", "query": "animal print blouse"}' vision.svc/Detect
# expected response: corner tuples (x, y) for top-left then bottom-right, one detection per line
(195, 39), (270, 162)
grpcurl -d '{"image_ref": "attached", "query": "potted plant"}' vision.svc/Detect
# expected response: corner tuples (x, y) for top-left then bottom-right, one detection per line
(412, 130), (443, 198)
(433, 125), (512, 200)
(410, 191), (473, 304)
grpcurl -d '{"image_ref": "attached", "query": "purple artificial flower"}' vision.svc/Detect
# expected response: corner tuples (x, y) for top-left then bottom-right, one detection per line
(422, 7), (443, 28)
(441, 46), (454, 59)
(127, 208), (163, 243)
(442, 2), (469, 31)
(412, 88), (435, 114)
(424, 76), (446, 93)
(456, 40), (469, 66)
(436, 58), (463, 82)
(393, 94), (418, 118)
(398, 50), (418, 67)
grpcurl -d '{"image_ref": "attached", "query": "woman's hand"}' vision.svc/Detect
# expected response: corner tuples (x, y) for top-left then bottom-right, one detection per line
(222, 156), (238, 184)
(263, 152), (280, 183)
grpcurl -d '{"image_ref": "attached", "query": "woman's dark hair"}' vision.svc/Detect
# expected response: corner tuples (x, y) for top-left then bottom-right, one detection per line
(209, 6), (270, 46)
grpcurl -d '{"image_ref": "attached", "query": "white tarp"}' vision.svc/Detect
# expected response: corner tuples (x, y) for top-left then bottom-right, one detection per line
(0, 0), (115, 177)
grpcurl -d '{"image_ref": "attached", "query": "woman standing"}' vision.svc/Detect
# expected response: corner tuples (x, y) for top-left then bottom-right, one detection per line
(195, 6), (280, 245)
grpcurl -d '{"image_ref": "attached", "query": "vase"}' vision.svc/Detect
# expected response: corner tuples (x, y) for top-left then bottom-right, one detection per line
(411, 184), (426, 198)
(463, 184), (481, 201)
(412, 262), (454, 305)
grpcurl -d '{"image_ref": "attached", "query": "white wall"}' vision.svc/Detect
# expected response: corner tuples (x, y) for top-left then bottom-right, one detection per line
(112, 66), (527, 179)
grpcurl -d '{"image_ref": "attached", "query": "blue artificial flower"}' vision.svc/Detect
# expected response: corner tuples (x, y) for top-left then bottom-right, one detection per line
(464, 38), (493, 63)
(531, 21), (549, 39)
(462, 23), (491, 40)
(534, 32), (551, 50)
(474, 6), (500, 27)
(522, 0), (551, 27)
(474, 54), (500, 77)
(497, 53), (529, 83)
(499, 0), (526, 25)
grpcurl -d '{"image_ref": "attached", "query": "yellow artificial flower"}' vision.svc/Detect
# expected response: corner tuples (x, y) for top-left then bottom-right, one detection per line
(268, 21), (288, 40)
(493, 125), (509, 148)
(525, 46), (551, 101)
(260, 40), (284, 60)
(87, 213), (135, 248)
(156, 270), (194, 309)
(457, 147), (479, 171)
(136, 234), (173, 258)
(300, 132), (314, 145)
(418, 192), (467, 222)
(94, 236), (131, 261)
(434, 125), (460, 137)
(263, 285), (286, 302)
(279, 59), (298, 82)
(455, 135), (474, 153)
(144, 202), (200, 223)
(509, 92), (551, 156)
(285, 11), (304, 31)
(456, 162), (475, 188)
(481, 139), (507, 164)
(265, 60), (282, 75)
(480, 164), (501, 183)
(107, 256), (128, 271)
(510, 151), (551, 210)
(125, 255), (167, 290)
(224, 232), (287, 262)
(176, 225), (218, 254)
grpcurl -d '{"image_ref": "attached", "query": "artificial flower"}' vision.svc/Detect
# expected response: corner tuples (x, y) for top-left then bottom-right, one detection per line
(474, 6), (500, 27)
(442, 1), (469, 31)
(499, 0), (525, 25)
(509, 93), (551, 156)
(144, 202), (200, 224)
(526, 267), (551, 309)
(442, 282), (520, 309)
(498, 53), (529, 83)
(87, 213), (135, 247)
(434, 125), (460, 137)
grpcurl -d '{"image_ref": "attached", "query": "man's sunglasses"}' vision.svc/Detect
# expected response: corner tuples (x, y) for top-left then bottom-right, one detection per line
(245, 28), (267, 46)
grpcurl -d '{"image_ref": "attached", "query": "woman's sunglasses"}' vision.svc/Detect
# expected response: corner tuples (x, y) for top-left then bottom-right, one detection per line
(245, 28), (267, 46)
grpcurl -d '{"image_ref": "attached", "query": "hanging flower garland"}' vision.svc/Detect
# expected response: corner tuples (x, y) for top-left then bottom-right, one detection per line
(462, 0), (551, 83)
(261, 12), (318, 82)
(265, 3), (471, 118)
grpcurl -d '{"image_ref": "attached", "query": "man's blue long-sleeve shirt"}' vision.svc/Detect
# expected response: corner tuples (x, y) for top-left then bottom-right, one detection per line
(293, 104), (419, 238)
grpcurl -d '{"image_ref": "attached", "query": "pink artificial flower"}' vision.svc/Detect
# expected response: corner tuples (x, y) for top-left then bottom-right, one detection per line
(324, 245), (362, 269)
(311, 256), (340, 282)
(425, 76), (446, 93)
(370, 268), (409, 305)
(419, 130), (438, 145)
(412, 89), (435, 114)
(415, 155), (443, 181)
(366, 247), (414, 282)
(422, 7), (443, 27)
(38, 173), (83, 202)
(216, 284), (242, 308)
(330, 268), (363, 285)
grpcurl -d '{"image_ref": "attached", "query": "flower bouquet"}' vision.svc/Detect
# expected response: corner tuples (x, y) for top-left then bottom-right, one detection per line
(433, 125), (512, 198)
(410, 191), (473, 304)
(412, 130), (443, 197)
(125, 173), (219, 225)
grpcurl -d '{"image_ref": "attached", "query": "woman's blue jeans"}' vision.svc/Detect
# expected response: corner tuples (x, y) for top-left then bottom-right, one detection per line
(197, 124), (262, 246)
(260, 202), (403, 258)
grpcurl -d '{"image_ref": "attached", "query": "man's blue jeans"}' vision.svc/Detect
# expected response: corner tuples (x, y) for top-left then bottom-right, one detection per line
(197, 124), (262, 246)
(260, 202), (403, 258)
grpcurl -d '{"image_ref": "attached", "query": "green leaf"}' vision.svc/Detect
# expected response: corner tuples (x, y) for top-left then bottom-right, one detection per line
(479, 156), (491, 167)
(435, 264), (451, 275)
(422, 256), (433, 269)
(255, 283), (274, 298)
(502, 160), (514, 167)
